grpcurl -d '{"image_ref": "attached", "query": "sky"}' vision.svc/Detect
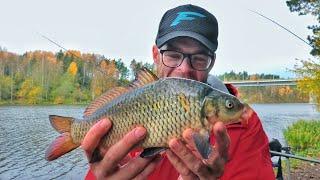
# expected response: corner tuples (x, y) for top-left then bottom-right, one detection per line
(0, 0), (317, 78)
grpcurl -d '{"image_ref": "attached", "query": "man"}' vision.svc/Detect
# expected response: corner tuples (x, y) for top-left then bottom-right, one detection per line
(83, 4), (274, 180)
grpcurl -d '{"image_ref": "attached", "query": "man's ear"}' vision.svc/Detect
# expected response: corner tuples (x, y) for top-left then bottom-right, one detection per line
(152, 45), (160, 64)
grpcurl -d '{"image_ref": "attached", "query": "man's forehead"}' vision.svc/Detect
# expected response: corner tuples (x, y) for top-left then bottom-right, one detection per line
(163, 37), (210, 52)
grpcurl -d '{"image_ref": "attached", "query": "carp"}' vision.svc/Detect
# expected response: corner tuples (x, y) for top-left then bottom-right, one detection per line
(45, 68), (247, 162)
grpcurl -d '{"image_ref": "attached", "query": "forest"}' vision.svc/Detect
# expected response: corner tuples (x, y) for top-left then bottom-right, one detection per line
(0, 48), (309, 105)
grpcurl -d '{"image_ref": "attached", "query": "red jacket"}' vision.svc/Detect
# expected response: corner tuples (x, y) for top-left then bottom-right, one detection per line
(85, 85), (275, 180)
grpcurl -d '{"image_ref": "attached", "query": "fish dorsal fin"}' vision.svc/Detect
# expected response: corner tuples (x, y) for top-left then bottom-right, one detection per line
(84, 87), (128, 117)
(129, 67), (159, 89)
(83, 67), (158, 117)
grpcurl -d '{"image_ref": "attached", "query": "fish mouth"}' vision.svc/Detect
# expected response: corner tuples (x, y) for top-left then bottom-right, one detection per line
(238, 104), (254, 123)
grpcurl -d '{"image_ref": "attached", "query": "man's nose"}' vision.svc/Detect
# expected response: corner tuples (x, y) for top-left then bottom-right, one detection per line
(178, 56), (193, 71)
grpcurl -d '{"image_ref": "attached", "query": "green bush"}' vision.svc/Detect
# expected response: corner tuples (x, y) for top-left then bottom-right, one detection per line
(284, 120), (320, 157)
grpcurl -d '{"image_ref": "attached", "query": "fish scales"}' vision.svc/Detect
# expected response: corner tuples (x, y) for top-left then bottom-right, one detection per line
(46, 69), (245, 161)
(71, 78), (208, 148)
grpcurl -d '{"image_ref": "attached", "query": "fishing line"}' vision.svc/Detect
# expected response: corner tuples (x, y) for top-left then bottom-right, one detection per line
(37, 32), (109, 76)
(249, 9), (313, 48)
(37, 32), (83, 60)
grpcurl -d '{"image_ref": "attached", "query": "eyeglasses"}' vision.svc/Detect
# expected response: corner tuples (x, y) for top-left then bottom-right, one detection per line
(159, 50), (215, 71)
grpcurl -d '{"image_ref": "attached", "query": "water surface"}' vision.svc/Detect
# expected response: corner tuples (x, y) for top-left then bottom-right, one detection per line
(0, 104), (319, 179)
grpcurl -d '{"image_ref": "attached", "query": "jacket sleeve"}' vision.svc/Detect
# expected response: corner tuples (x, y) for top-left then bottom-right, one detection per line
(219, 111), (275, 180)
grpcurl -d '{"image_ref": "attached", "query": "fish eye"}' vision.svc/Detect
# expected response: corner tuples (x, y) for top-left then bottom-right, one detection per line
(225, 100), (234, 109)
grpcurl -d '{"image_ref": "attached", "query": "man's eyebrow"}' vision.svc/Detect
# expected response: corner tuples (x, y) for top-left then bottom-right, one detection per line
(163, 43), (178, 50)
(162, 42), (213, 55)
(166, 44), (210, 54)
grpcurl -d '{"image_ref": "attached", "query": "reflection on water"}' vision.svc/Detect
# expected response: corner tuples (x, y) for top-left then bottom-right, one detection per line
(0, 104), (319, 179)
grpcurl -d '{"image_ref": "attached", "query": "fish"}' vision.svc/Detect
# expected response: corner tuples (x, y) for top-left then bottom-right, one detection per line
(45, 68), (247, 162)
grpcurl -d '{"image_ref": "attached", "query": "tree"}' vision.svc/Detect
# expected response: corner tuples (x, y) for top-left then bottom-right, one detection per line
(115, 59), (129, 84)
(91, 59), (118, 99)
(286, 0), (320, 56)
(293, 60), (320, 104)
(68, 61), (78, 76)
(286, 0), (320, 106)
(0, 76), (14, 100)
(50, 73), (76, 104)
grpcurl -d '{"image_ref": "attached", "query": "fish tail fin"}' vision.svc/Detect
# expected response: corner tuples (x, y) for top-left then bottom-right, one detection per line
(45, 132), (79, 161)
(46, 115), (79, 161)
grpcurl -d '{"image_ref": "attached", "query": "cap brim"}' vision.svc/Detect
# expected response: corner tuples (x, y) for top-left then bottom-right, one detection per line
(156, 31), (217, 52)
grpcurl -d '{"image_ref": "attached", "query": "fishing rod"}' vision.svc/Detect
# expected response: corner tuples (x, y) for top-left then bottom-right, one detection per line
(250, 10), (319, 163)
(249, 9), (313, 48)
(270, 150), (320, 164)
(269, 139), (320, 164)
(37, 32), (110, 76)
(37, 32), (86, 60)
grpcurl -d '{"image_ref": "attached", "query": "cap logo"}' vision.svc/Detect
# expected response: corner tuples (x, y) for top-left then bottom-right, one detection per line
(170, 11), (206, 27)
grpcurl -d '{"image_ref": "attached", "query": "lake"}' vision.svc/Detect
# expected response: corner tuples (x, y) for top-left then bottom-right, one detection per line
(0, 104), (319, 179)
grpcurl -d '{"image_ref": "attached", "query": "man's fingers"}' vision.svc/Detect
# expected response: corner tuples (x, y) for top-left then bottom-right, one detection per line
(169, 138), (211, 178)
(182, 128), (195, 147)
(131, 155), (162, 180)
(212, 122), (229, 161)
(201, 122), (230, 177)
(166, 150), (197, 179)
(81, 118), (112, 158)
(183, 128), (203, 158)
(97, 127), (147, 175)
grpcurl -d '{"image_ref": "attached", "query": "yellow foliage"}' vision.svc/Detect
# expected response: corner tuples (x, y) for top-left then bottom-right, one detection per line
(23, 51), (58, 64)
(66, 50), (81, 58)
(0, 51), (8, 59)
(54, 96), (64, 104)
(294, 60), (320, 105)
(47, 56), (57, 64)
(99, 60), (119, 77)
(249, 74), (258, 80)
(27, 86), (43, 104)
(82, 53), (96, 62)
(17, 79), (33, 98)
(68, 62), (78, 76)
(278, 86), (293, 96)
(91, 60), (119, 99)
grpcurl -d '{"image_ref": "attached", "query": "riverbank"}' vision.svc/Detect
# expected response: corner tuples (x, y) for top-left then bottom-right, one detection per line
(0, 101), (89, 106)
(283, 119), (320, 179)
(290, 162), (320, 179)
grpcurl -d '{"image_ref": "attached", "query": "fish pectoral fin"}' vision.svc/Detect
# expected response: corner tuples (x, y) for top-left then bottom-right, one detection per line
(192, 132), (212, 159)
(45, 132), (79, 161)
(140, 147), (166, 158)
(49, 115), (74, 134)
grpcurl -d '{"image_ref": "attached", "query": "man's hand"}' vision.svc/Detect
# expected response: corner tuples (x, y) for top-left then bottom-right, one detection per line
(166, 122), (230, 180)
(81, 118), (161, 180)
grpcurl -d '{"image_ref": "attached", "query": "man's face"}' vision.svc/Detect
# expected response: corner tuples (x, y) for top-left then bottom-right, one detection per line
(152, 37), (215, 82)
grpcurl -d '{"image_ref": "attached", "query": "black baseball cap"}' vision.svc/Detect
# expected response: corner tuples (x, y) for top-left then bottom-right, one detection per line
(156, 4), (219, 53)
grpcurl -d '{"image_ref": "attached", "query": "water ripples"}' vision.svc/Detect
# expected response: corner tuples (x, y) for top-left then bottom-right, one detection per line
(0, 106), (88, 179)
(0, 104), (319, 179)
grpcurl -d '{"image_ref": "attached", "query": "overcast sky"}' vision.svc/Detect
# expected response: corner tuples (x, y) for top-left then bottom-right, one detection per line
(0, 0), (317, 78)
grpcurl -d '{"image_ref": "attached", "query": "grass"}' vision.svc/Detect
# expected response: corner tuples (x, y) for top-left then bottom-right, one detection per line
(283, 119), (320, 168)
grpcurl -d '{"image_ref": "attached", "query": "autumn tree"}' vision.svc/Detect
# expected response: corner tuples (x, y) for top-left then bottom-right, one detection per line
(130, 59), (154, 78)
(50, 61), (80, 104)
(68, 61), (78, 76)
(287, 0), (320, 56)
(91, 59), (119, 99)
(286, 0), (320, 105)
